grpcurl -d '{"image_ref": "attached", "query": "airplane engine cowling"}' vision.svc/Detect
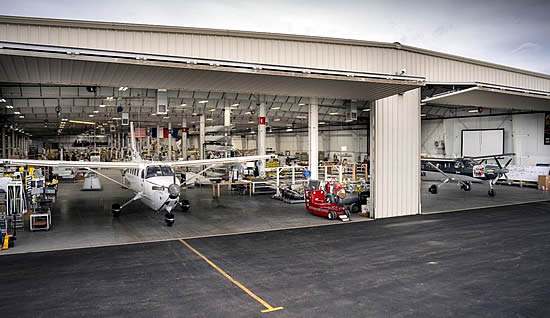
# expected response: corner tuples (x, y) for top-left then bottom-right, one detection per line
(168, 184), (180, 199)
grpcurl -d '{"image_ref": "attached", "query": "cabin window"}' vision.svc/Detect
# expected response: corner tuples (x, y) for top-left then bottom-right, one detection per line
(146, 166), (174, 178)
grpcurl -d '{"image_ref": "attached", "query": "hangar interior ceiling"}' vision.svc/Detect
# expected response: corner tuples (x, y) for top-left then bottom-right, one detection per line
(0, 84), (371, 136)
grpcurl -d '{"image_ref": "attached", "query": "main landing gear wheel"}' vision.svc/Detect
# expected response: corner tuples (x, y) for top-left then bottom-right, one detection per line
(429, 184), (438, 194)
(112, 203), (121, 217)
(461, 182), (471, 191)
(327, 211), (336, 220)
(488, 189), (496, 197)
(165, 213), (175, 226)
(180, 199), (190, 212)
(350, 203), (360, 214)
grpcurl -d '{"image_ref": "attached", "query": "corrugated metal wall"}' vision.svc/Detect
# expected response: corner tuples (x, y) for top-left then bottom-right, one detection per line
(0, 20), (548, 91)
(371, 89), (421, 218)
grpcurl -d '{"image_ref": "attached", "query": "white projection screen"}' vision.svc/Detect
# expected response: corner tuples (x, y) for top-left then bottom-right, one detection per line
(461, 129), (504, 157)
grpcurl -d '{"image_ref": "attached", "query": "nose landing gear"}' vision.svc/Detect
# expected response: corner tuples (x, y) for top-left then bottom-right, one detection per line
(165, 212), (175, 226)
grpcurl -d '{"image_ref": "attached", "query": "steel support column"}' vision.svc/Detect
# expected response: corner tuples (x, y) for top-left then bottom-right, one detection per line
(200, 114), (205, 160)
(168, 122), (172, 161)
(257, 100), (266, 177)
(181, 118), (187, 160)
(308, 97), (319, 180)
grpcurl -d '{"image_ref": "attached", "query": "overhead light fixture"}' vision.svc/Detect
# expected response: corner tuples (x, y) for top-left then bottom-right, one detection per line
(248, 121), (255, 124)
(271, 106), (281, 110)
(209, 109), (216, 112)
(206, 118), (213, 121)
(273, 118), (281, 122)
(6, 105), (13, 109)
(93, 110), (99, 113)
(231, 103), (240, 107)
(19, 115), (24, 119)
(298, 103), (306, 106)
(198, 100), (209, 104)
(118, 86), (128, 91)
(62, 118), (68, 121)
(363, 108), (371, 112)
(163, 116), (170, 119)
(286, 128), (293, 132)
(180, 103), (187, 107)
(468, 109), (479, 113)
(111, 117), (122, 120)
(345, 119), (353, 123)
(245, 111), (251, 115)
(192, 112), (198, 116)
(151, 113), (157, 116)
(420, 114), (427, 117)
(99, 104), (106, 108)
(69, 120), (96, 125)
(13, 111), (20, 115)
(329, 112), (339, 115)
(296, 115), (307, 119)
(106, 97), (114, 101)
(89, 114), (94, 117)
(319, 121), (326, 125)
(0, 98), (5, 103)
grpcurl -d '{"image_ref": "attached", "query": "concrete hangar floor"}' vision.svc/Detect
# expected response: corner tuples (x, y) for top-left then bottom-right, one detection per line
(1, 171), (550, 317)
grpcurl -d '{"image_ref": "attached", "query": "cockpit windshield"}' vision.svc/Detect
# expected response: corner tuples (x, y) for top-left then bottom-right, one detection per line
(146, 166), (174, 178)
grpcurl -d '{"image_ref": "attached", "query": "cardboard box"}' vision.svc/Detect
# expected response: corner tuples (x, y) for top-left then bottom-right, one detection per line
(538, 175), (550, 191)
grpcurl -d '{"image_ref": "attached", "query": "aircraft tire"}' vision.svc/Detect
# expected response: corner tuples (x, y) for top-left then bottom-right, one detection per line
(165, 213), (175, 226)
(429, 184), (438, 194)
(112, 203), (121, 217)
(488, 189), (495, 197)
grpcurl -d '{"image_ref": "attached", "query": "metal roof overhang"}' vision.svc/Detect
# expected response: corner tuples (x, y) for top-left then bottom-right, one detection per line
(422, 83), (550, 111)
(0, 42), (424, 101)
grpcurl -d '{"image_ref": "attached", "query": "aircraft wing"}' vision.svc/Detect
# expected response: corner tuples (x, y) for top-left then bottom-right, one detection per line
(464, 153), (515, 160)
(166, 154), (276, 168)
(1, 159), (141, 169)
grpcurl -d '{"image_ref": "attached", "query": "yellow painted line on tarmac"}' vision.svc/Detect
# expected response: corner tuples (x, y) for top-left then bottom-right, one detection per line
(178, 239), (283, 314)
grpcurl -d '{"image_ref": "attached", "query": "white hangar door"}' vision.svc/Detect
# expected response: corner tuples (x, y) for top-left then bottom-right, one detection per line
(461, 129), (504, 157)
(370, 89), (421, 218)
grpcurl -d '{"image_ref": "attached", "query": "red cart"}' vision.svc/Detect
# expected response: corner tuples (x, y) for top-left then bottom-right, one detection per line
(304, 189), (350, 221)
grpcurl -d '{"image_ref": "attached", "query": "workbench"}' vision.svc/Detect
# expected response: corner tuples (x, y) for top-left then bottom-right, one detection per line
(212, 181), (252, 198)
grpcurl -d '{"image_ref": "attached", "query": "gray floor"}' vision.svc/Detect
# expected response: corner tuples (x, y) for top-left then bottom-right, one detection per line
(3, 170), (369, 255)
(3, 169), (549, 255)
(421, 180), (550, 213)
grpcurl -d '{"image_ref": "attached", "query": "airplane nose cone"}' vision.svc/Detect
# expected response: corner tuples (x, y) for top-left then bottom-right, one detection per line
(168, 184), (180, 199)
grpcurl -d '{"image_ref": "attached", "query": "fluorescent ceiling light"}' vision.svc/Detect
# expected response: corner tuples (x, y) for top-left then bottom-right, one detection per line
(298, 103), (306, 106)
(19, 115), (24, 119)
(231, 103), (240, 107)
(151, 113), (157, 116)
(329, 112), (339, 115)
(6, 105), (13, 109)
(319, 121), (326, 125)
(206, 118), (213, 121)
(89, 114), (94, 117)
(13, 111), (20, 115)
(93, 110), (99, 113)
(296, 115), (307, 119)
(248, 121), (255, 124)
(99, 104), (106, 108)
(118, 86), (128, 91)
(420, 114), (427, 117)
(0, 98), (5, 102)
(62, 118), (68, 121)
(468, 109), (479, 113)
(106, 97), (114, 101)
(345, 119), (353, 122)
(198, 100), (209, 104)
(363, 108), (371, 112)
(163, 116), (170, 119)
(286, 128), (293, 132)
(192, 113), (198, 116)
(69, 120), (96, 125)
(273, 118), (281, 122)
(245, 111), (251, 115)
(111, 118), (122, 120)
(271, 106), (281, 110)
(180, 103), (187, 107)
(209, 109), (216, 112)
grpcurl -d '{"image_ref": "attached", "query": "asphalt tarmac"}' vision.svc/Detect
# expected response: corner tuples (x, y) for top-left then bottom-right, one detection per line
(1, 202), (550, 317)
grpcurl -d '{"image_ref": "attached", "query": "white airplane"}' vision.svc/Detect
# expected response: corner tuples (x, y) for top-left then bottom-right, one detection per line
(2, 123), (275, 226)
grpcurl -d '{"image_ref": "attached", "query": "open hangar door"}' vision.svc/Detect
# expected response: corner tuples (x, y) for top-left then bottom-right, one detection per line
(0, 45), (425, 253)
(420, 82), (550, 213)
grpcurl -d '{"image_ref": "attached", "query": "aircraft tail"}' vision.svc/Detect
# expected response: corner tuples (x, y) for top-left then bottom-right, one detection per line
(129, 122), (142, 161)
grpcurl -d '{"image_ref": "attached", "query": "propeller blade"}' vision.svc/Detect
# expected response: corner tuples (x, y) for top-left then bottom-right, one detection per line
(495, 157), (503, 169)
(504, 158), (513, 168)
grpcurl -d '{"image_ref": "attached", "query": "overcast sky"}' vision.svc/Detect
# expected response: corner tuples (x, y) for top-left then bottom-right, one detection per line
(1, 0), (549, 75)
